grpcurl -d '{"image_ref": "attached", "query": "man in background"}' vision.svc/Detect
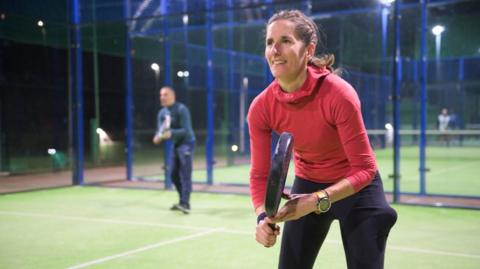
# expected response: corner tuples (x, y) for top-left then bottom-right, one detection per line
(437, 107), (450, 146)
(153, 86), (196, 214)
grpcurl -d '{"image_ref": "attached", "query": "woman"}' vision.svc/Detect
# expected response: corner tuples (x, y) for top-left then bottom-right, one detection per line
(247, 10), (397, 269)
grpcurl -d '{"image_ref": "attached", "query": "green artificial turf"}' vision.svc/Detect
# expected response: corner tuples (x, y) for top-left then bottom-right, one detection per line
(0, 187), (479, 269)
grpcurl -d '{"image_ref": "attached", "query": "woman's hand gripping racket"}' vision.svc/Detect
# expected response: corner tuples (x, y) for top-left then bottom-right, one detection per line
(264, 132), (294, 230)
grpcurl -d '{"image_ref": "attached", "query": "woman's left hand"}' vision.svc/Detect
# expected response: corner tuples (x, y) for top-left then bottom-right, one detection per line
(270, 193), (317, 223)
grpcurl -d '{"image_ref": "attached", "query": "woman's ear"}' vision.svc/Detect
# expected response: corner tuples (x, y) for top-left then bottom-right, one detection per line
(306, 43), (316, 59)
(305, 44), (316, 62)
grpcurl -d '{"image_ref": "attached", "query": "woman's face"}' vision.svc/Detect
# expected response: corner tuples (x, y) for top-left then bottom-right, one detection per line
(265, 19), (312, 82)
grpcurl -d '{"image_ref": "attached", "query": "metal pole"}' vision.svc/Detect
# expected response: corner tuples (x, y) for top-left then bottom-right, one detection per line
(239, 78), (247, 153)
(161, 0), (173, 189)
(70, 0), (84, 185)
(0, 41), (8, 172)
(92, 0), (101, 165)
(380, 4), (389, 145)
(206, 0), (214, 185)
(392, 0), (402, 203)
(265, 0), (273, 84)
(458, 58), (465, 146)
(419, 0), (428, 195)
(124, 0), (133, 181)
(227, 0), (234, 166)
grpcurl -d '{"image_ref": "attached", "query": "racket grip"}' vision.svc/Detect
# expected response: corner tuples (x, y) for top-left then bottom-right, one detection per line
(258, 213), (277, 231)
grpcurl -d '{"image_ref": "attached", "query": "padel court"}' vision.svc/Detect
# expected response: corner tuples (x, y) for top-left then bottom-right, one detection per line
(1, 0), (480, 268)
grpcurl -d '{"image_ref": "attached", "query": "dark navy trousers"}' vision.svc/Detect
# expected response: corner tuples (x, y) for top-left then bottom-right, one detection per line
(279, 172), (397, 269)
(170, 141), (195, 207)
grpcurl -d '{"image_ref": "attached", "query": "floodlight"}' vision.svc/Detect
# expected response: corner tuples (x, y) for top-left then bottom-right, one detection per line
(432, 25), (445, 36)
(379, 0), (395, 6)
(150, 63), (160, 71)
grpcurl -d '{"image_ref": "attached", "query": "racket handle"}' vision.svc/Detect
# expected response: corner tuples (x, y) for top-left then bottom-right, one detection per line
(268, 223), (276, 230)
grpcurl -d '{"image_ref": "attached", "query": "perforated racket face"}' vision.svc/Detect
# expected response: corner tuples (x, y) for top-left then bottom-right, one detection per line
(265, 132), (294, 217)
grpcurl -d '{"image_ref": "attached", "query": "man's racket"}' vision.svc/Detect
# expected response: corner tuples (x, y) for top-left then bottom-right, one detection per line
(264, 132), (294, 229)
(156, 114), (171, 137)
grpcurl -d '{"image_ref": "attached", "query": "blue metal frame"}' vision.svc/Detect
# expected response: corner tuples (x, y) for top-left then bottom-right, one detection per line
(161, 0), (173, 189)
(183, 0), (189, 89)
(117, 0), (475, 200)
(227, 0), (235, 167)
(458, 58), (465, 130)
(206, 0), (214, 185)
(70, 0), (84, 185)
(124, 0), (133, 181)
(392, 0), (402, 203)
(419, 0), (428, 195)
(265, 1), (274, 85)
(379, 3), (389, 146)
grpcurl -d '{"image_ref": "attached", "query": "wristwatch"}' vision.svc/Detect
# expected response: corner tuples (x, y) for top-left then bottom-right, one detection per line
(314, 190), (331, 214)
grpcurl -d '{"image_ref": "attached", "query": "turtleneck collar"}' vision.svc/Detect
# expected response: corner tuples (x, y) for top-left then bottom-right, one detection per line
(273, 65), (330, 105)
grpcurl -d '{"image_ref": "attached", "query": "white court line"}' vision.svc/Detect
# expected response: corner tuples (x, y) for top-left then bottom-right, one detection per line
(399, 159), (480, 182)
(425, 159), (480, 178)
(1, 210), (479, 259)
(66, 229), (222, 269)
(0, 210), (210, 231)
(389, 246), (480, 259)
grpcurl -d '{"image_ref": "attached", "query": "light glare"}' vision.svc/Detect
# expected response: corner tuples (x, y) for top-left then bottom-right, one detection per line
(379, 0), (395, 6)
(96, 128), (112, 145)
(243, 77), (248, 87)
(150, 63), (159, 71)
(432, 25), (445, 36)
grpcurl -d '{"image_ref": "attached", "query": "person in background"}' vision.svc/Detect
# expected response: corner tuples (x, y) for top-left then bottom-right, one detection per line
(153, 86), (196, 214)
(247, 9), (397, 268)
(437, 107), (450, 146)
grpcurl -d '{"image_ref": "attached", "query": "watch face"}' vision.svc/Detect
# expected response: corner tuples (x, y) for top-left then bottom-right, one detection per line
(319, 198), (330, 212)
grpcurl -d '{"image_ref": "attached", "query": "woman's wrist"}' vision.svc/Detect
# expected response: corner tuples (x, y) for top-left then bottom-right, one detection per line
(309, 193), (319, 213)
(257, 212), (267, 224)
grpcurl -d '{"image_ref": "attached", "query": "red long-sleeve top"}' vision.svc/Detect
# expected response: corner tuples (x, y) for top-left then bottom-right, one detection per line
(247, 66), (377, 209)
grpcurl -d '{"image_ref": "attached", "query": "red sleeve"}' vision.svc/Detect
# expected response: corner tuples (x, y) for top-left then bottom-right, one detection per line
(330, 81), (377, 192)
(247, 95), (272, 209)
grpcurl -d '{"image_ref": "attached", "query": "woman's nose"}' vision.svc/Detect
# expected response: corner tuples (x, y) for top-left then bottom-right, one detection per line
(270, 43), (280, 54)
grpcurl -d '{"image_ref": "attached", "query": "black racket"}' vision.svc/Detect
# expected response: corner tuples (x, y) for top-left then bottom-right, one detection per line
(264, 132), (294, 229)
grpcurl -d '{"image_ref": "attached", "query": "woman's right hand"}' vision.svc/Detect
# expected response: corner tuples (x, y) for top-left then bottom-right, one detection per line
(255, 217), (280, 248)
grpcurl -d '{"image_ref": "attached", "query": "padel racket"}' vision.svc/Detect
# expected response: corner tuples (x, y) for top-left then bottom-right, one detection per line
(156, 114), (171, 137)
(264, 132), (294, 229)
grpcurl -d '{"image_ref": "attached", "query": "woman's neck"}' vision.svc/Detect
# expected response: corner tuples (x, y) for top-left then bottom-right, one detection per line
(278, 68), (308, 93)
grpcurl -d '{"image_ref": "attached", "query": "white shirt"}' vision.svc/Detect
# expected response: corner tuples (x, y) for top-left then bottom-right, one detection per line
(438, 114), (450, 131)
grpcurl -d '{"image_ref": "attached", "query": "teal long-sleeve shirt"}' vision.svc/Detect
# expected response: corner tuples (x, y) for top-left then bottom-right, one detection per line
(156, 102), (195, 146)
